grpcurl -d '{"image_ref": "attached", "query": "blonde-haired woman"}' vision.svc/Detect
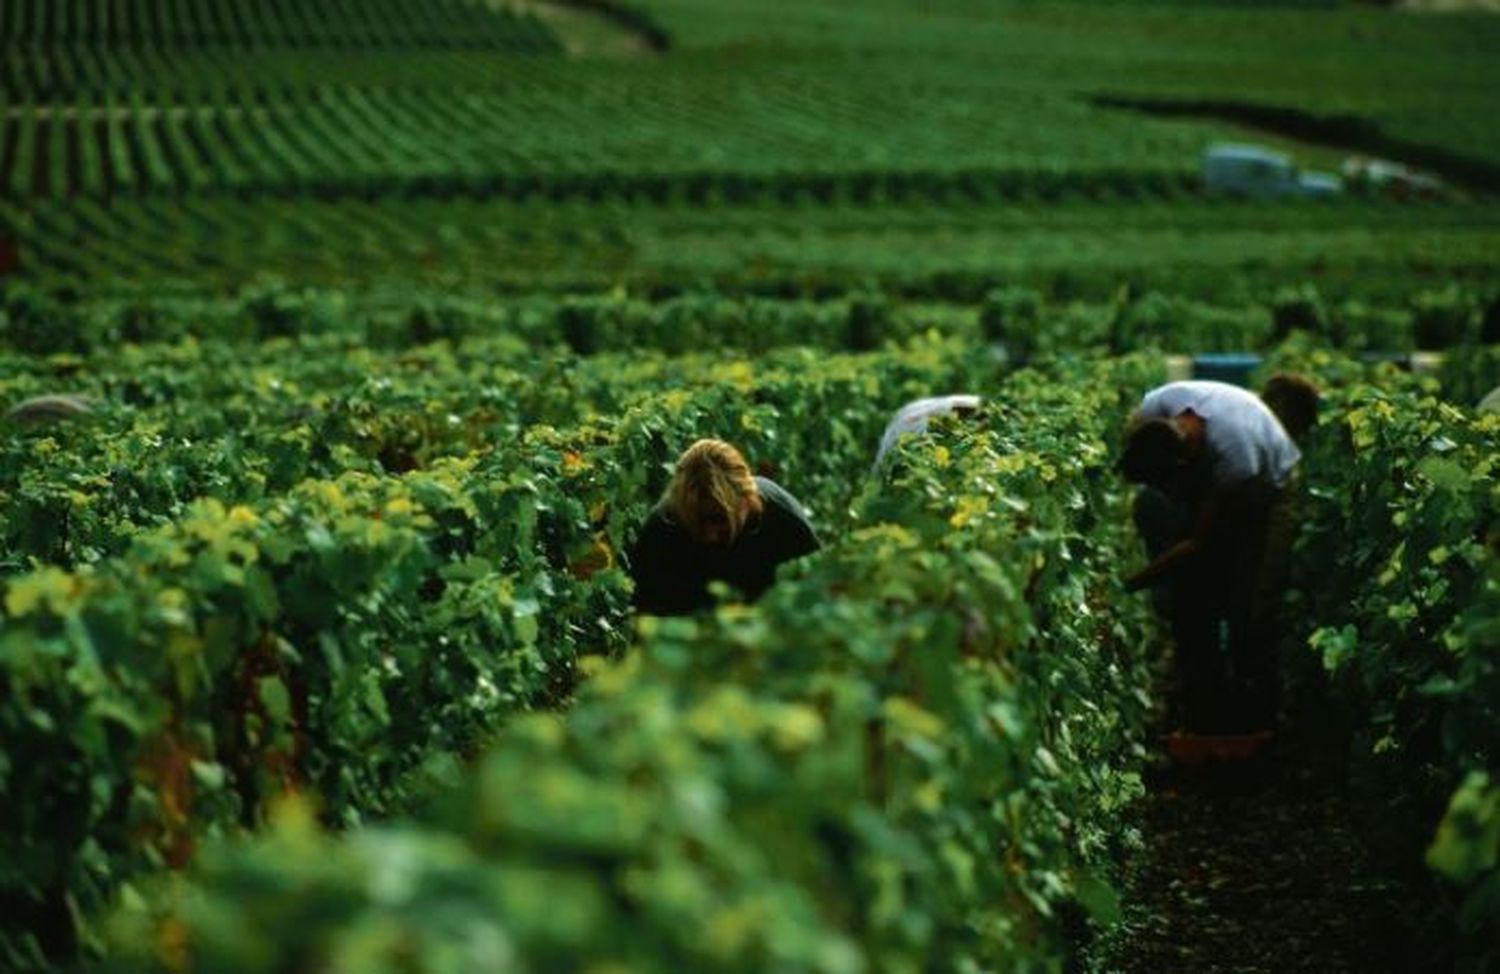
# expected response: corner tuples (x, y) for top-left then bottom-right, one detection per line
(628, 438), (819, 615)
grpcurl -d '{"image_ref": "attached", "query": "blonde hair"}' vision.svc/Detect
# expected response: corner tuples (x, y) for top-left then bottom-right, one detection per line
(667, 438), (764, 544)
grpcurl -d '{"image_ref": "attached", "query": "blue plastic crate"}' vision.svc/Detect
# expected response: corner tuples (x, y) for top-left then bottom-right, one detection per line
(1191, 353), (1263, 388)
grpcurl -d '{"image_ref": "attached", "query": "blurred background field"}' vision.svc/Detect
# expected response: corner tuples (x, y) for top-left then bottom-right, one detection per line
(3, 0), (1499, 300)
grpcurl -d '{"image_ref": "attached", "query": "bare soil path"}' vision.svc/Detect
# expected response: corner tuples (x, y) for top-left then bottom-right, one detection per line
(1086, 751), (1428, 974)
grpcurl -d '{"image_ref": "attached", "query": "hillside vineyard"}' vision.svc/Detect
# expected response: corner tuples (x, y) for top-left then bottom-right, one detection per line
(0, 2), (1495, 973)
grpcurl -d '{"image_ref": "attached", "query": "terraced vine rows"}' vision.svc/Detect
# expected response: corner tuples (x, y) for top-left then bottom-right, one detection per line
(4, 0), (1500, 302)
(0, 0), (1219, 206)
(0, 82), (1210, 202)
(0, 0), (556, 52)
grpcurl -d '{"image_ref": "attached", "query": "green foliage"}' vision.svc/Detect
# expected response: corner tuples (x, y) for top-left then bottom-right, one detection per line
(1108, 290), (1272, 354)
(0, 0), (1496, 966)
(1412, 284), (1484, 350)
(1428, 772), (1499, 886)
(9, 282), (1488, 370)
(979, 286), (1043, 362)
(97, 353), (1163, 974)
(8, 193), (1500, 298)
(1438, 343), (1500, 408)
(1428, 772), (1500, 961)
(1, 285), (93, 355)
(1272, 282), (1330, 342)
(845, 291), (894, 352)
(0, 334), (991, 967)
(0, 286), (984, 357)
(0, 276), (1492, 972)
(1267, 344), (1499, 972)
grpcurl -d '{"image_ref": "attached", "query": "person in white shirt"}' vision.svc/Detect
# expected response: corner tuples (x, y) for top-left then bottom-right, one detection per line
(872, 395), (982, 474)
(1120, 380), (1302, 733)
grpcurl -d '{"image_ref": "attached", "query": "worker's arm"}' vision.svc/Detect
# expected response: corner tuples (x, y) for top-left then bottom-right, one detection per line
(1124, 481), (1244, 592)
(1124, 537), (1199, 592)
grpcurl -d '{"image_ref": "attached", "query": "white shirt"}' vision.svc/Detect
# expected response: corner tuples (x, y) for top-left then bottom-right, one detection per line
(1138, 381), (1300, 488)
(874, 395), (982, 471)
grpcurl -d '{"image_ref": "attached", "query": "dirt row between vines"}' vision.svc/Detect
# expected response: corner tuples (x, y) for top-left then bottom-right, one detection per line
(1086, 750), (1426, 974)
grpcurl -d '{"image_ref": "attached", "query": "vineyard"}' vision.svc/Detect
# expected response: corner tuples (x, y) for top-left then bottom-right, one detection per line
(0, 1), (1496, 973)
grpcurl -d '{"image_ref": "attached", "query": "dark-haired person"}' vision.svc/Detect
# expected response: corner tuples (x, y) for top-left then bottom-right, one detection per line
(627, 438), (820, 616)
(1120, 380), (1301, 732)
(1260, 372), (1320, 444)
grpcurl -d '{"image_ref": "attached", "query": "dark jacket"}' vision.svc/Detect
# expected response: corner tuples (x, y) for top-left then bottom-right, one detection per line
(628, 476), (820, 615)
